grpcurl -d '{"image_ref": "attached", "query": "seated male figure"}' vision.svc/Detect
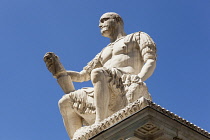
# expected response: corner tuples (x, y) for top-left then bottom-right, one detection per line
(44, 12), (157, 139)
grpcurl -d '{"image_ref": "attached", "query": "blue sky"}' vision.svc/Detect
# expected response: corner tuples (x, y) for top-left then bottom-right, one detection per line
(0, 0), (209, 140)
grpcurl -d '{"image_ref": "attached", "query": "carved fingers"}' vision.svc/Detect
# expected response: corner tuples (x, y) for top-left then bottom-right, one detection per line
(44, 52), (56, 75)
(122, 74), (142, 86)
(43, 52), (66, 78)
(130, 75), (142, 83)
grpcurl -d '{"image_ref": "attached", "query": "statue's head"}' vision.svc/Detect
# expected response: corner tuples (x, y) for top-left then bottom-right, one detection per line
(99, 12), (124, 38)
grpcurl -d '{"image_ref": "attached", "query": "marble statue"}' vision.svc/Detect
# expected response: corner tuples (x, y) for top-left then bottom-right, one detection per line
(44, 12), (157, 139)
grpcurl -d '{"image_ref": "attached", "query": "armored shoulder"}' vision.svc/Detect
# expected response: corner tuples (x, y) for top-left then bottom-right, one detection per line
(134, 31), (157, 62)
(83, 52), (102, 74)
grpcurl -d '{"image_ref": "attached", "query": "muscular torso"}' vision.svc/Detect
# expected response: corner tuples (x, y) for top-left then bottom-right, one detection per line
(100, 37), (144, 75)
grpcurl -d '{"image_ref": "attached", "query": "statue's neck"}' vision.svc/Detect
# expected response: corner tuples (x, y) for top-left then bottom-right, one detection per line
(110, 34), (125, 43)
(109, 28), (126, 43)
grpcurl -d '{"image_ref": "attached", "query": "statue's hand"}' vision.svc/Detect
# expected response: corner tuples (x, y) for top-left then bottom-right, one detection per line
(122, 74), (142, 86)
(122, 74), (143, 103)
(43, 52), (66, 78)
(130, 75), (142, 84)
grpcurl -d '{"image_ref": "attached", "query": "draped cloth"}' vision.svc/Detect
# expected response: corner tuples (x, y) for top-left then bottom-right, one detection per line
(66, 67), (151, 119)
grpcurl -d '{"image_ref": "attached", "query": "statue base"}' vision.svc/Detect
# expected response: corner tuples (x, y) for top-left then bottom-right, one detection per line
(72, 97), (210, 140)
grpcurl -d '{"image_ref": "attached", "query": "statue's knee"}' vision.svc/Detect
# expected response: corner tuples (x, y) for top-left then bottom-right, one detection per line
(58, 94), (71, 109)
(91, 68), (105, 83)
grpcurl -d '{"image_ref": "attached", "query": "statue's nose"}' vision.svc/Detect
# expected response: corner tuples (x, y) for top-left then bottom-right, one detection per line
(99, 23), (102, 28)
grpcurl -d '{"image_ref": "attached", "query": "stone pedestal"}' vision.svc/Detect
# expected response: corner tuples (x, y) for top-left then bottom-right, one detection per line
(73, 97), (210, 140)
(91, 106), (210, 140)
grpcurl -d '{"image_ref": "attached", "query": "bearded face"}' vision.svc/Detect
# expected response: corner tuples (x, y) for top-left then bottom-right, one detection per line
(99, 14), (117, 38)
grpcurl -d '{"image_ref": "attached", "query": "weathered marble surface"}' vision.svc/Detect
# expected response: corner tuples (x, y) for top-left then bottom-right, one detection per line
(73, 97), (151, 140)
(90, 97), (210, 140)
(44, 12), (157, 139)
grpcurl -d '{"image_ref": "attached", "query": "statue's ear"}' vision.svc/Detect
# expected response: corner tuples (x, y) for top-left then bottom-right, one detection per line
(114, 17), (123, 26)
(115, 17), (121, 23)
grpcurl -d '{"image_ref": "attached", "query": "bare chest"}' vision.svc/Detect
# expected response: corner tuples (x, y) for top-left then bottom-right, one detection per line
(100, 38), (136, 65)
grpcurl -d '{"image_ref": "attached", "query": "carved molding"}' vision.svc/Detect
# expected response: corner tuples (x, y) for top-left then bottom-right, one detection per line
(136, 123), (160, 135)
(72, 97), (210, 140)
(73, 97), (150, 140)
(148, 102), (210, 138)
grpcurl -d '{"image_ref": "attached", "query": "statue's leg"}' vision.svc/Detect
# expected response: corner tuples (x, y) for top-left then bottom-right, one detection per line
(58, 94), (82, 139)
(91, 68), (110, 123)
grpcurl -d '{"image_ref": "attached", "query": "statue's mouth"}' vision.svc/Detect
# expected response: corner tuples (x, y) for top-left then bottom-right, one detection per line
(100, 25), (108, 29)
(101, 26), (109, 32)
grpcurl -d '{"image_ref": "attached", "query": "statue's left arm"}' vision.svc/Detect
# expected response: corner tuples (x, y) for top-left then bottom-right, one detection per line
(136, 32), (157, 82)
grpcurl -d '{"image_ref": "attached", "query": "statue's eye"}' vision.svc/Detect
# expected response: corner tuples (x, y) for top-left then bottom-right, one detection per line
(101, 18), (109, 23)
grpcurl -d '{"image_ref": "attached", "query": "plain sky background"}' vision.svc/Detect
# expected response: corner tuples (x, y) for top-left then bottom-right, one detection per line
(0, 0), (209, 140)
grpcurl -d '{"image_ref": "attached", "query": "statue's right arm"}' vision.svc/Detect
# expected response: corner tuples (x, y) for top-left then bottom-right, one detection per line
(67, 52), (102, 82)
(66, 70), (90, 82)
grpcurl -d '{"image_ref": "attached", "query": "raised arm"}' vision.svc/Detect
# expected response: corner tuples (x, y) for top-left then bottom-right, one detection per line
(136, 32), (157, 82)
(43, 52), (75, 93)
(44, 52), (102, 93)
(67, 52), (103, 82)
